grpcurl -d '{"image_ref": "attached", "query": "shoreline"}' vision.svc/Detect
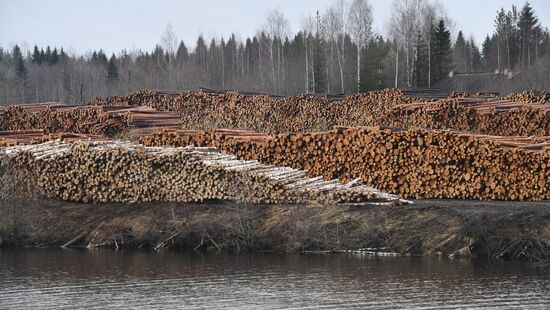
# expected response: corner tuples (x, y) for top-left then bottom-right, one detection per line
(1, 199), (549, 263)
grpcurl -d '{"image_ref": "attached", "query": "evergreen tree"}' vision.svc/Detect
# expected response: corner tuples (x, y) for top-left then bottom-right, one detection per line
(62, 62), (72, 101)
(413, 32), (429, 87)
(518, 2), (539, 66)
(32, 45), (43, 65)
(507, 6), (520, 69)
(430, 19), (452, 83)
(39, 48), (45, 63)
(176, 40), (189, 67)
(312, 31), (327, 93)
(466, 38), (482, 71)
(49, 48), (59, 65)
(97, 50), (108, 64)
(494, 8), (507, 71)
(107, 54), (119, 81)
(91, 51), (99, 62)
(225, 34), (238, 84)
(453, 31), (467, 72)
(59, 48), (68, 62)
(361, 36), (390, 91)
(12, 45), (29, 102)
(481, 35), (493, 70)
(45, 46), (52, 64)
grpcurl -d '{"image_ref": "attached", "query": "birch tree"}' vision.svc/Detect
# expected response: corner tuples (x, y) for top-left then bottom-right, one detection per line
(301, 14), (316, 93)
(264, 8), (290, 93)
(325, 0), (348, 93)
(389, 0), (425, 88)
(347, 0), (373, 93)
(161, 23), (177, 85)
(390, 0), (451, 88)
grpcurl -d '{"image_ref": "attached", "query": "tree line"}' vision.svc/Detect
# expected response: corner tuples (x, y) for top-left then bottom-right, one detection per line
(1, 0), (549, 104)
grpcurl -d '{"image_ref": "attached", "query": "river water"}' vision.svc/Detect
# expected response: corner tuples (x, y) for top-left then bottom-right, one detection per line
(0, 249), (549, 309)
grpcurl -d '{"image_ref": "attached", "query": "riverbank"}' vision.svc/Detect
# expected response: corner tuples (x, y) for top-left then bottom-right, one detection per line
(1, 199), (549, 262)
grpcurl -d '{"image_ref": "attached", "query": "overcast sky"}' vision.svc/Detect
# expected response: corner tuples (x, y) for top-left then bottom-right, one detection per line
(1, 0), (549, 56)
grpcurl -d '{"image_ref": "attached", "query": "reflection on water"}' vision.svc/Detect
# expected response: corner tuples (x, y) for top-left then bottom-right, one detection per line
(0, 249), (549, 309)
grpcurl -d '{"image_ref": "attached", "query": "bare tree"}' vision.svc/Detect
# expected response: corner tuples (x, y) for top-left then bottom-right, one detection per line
(325, 0), (348, 93)
(422, 3), (437, 87)
(301, 14), (316, 93)
(347, 0), (373, 93)
(389, 0), (425, 88)
(264, 8), (290, 93)
(161, 23), (178, 84)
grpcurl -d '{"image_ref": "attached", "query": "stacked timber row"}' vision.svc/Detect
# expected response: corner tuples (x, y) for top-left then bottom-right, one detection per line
(377, 99), (550, 136)
(0, 140), (407, 206)
(89, 89), (411, 133)
(504, 90), (550, 104)
(140, 127), (550, 201)
(89, 89), (550, 135)
(0, 130), (104, 147)
(0, 104), (125, 136)
(0, 104), (181, 138)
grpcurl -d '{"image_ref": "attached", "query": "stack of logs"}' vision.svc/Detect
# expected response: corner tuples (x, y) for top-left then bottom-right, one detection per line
(0, 104), (182, 138)
(0, 140), (407, 206)
(0, 104), (125, 136)
(377, 98), (550, 136)
(89, 89), (411, 133)
(88, 89), (550, 136)
(504, 90), (550, 104)
(140, 127), (550, 201)
(0, 130), (104, 147)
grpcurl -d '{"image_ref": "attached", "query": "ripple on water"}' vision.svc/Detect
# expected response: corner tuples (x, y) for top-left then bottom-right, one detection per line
(0, 249), (549, 309)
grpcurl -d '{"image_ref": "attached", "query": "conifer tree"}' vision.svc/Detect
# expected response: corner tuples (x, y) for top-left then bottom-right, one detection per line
(430, 19), (452, 83)
(312, 30), (327, 93)
(518, 2), (539, 66)
(12, 45), (29, 102)
(107, 54), (119, 81)
(32, 45), (43, 65)
(361, 36), (390, 91)
(413, 32), (430, 87)
(453, 31), (467, 72)
(49, 48), (59, 65)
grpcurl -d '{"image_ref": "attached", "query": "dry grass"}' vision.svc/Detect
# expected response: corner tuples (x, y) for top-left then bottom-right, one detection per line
(1, 199), (549, 262)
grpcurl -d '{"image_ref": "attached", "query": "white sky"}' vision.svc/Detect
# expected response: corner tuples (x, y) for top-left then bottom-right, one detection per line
(1, 0), (549, 56)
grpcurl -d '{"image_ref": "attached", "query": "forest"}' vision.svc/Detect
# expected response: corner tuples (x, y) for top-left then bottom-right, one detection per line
(1, 0), (549, 104)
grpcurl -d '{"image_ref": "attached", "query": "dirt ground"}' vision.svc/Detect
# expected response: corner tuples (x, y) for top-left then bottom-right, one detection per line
(1, 198), (549, 262)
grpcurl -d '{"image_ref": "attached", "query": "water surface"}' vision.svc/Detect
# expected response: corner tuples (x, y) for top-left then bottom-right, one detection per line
(0, 249), (549, 309)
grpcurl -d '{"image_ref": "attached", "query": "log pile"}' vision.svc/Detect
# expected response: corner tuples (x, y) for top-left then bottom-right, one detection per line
(3, 88), (550, 203)
(0, 130), (104, 147)
(89, 89), (411, 133)
(0, 104), (125, 136)
(89, 89), (550, 135)
(6, 89), (547, 138)
(0, 140), (407, 206)
(140, 127), (550, 201)
(377, 98), (550, 136)
(504, 90), (550, 104)
(0, 104), (182, 138)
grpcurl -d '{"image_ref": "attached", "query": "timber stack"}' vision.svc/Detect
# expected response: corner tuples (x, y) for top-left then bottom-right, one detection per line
(0, 140), (407, 206)
(504, 90), (550, 104)
(0, 104), (125, 136)
(0, 130), (104, 147)
(140, 127), (550, 201)
(377, 98), (550, 136)
(88, 89), (550, 136)
(3, 88), (550, 202)
(89, 89), (411, 133)
(0, 104), (181, 138)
